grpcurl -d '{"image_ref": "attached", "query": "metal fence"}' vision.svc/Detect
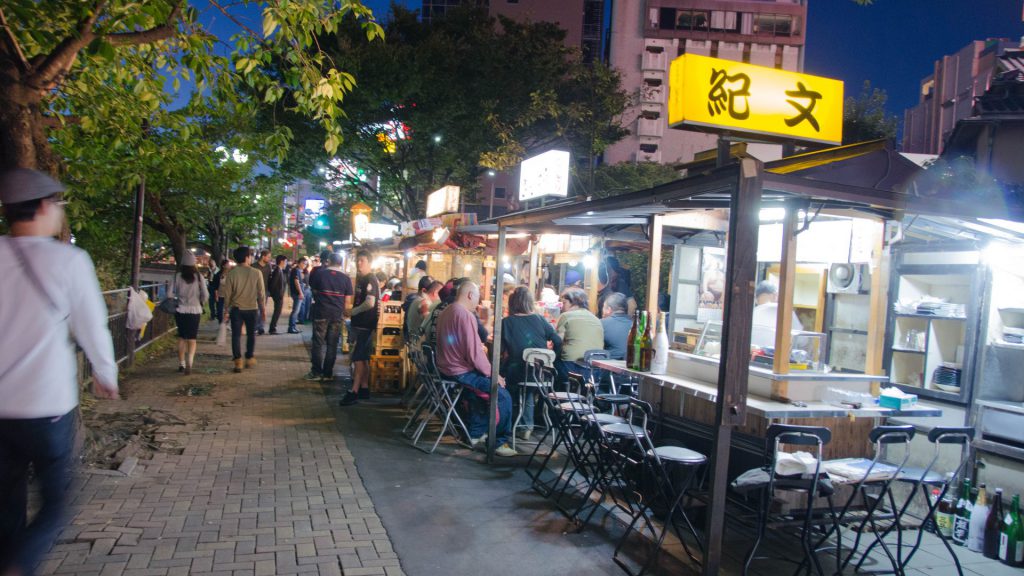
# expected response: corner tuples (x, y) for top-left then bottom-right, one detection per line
(76, 282), (178, 387)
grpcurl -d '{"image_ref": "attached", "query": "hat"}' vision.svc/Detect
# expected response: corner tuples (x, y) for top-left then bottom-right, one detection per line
(181, 252), (197, 267)
(0, 169), (66, 204)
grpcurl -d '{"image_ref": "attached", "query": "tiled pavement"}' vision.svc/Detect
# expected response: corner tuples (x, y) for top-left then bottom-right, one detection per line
(40, 321), (402, 576)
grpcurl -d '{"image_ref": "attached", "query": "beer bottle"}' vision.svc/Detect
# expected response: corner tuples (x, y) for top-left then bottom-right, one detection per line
(952, 478), (971, 546)
(639, 311), (654, 372)
(1001, 494), (1024, 566)
(985, 488), (1004, 559)
(626, 310), (639, 369)
(631, 311), (647, 371)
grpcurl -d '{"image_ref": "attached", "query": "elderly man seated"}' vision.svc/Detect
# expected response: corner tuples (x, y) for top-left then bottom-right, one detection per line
(600, 292), (631, 360)
(436, 281), (516, 457)
(555, 287), (605, 385)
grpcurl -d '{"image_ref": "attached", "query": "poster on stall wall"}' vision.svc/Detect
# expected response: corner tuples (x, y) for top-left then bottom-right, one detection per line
(698, 247), (726, 324)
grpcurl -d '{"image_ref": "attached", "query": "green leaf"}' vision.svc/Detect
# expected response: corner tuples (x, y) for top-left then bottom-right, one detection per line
(262, 9), (279, 39)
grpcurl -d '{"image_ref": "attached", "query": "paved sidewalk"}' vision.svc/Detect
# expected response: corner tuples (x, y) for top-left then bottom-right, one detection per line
(40, 321), (402, 576)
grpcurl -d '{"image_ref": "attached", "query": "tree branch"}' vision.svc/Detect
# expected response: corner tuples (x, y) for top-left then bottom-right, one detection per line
(0, 7), (30, 73)
(30, 0), (108, 91)
(206, 0), (261, 40)
(106, 1), (184, 46)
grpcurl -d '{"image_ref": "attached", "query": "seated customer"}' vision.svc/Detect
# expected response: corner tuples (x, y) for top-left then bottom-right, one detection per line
(600, 292), (631, 360)
(501, 287), (562, 441)
(404, 275), (438, 351)
(555, 287), (605, 384)
(436, 281), (516, 457)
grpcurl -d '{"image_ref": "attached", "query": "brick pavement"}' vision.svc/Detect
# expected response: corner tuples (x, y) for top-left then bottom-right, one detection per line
(40, 321), (403, 576)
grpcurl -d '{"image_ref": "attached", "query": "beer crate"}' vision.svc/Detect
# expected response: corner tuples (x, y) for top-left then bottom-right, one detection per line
(369, 353), (403, 394)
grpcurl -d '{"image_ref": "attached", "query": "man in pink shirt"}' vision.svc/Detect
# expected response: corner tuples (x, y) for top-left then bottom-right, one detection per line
(436, 281), (515, 457)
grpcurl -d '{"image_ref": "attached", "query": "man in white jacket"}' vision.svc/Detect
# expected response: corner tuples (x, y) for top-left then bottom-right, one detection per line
(0, 169), (119, 576)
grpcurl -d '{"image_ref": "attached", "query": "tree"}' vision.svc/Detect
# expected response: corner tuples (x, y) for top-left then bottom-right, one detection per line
(276, 5), (629, 222)
(588, 162), (680, 200)
(0, 1), (383, 173)
(842, 80), (899, 145)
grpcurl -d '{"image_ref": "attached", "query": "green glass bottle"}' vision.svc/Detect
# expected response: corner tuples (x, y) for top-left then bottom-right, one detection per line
(630, 311), (647, 371)
(1001, 494), (1024, 567)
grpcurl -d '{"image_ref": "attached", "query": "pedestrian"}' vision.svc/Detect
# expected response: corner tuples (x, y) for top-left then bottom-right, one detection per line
(267, 254), (288, 334)
(339, 249), (380, 406)
(406, 259), (427, 291)
(0, 169), (119, 576)
(253, 249), (272, 335)
(288, 257), (308, 334)
(306, 252), (353, 381)
(220, 246), (266, 373)
(210, 259), (231, 323)
(205, 266), (217, 320)
(172, 251), (208, 375)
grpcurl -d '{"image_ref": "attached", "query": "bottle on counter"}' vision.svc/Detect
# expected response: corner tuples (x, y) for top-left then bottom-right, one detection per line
(985, 488), (1004, 559)
(639, 311), (654, 372)
(630, 311), (647, 371)
(1001, 494), (1024, 566)
(651, 311), (669, 375)
(968, 484), (989, 552)
(936, 479), (955, 539)
(952, 478), (972, 546)
(626, 310), (639, 370)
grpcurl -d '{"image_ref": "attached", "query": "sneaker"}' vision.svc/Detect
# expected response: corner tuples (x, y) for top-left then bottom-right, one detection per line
(184, 366), (192, 376)
(357, 388), (370, 400)
(469, 434), (487, 449)
(320, 373), (334, 382)
(269, 329), (279, 335)
(339, 391), (358, 406)
(288, 329), (302, 334)
(304, 371), (321, 381)
(495, 443), (518, 457)
(177, 365), (185, 373)
(257, 329), (265, 335)
(516, 428), (532, 442)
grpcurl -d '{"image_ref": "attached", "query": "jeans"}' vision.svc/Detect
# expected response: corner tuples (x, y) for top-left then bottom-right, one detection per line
(288, 294), (303, 331)
(554, 359), (597, 387)
(256, 299), (266, 332)
(513, 385), (537, 429)
(311, 319), (342, 376)
(0, 410), (76, 575)
(215, 298), (225, 323)
(268, 296), (284, 332)
(299, 288), (312, 322)
(451, 371), (511, 445)
(229, 307), (258, 359)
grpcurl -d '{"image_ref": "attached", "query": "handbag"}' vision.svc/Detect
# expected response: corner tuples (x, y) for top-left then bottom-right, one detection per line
(157, 295), (179, 314)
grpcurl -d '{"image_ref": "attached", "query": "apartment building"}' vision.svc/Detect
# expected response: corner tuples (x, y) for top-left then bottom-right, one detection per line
(604, 0), (808, 166)
(902, 38), (1018, 155)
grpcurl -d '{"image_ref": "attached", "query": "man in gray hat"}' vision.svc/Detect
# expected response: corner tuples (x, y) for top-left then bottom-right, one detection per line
(0, 169), (119, 575)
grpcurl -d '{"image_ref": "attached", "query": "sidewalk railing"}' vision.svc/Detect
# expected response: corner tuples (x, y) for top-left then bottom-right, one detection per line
(77, 282), (178, 387)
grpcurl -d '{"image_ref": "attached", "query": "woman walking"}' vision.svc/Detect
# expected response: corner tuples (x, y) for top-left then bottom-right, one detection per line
(173, 252), (208, 375)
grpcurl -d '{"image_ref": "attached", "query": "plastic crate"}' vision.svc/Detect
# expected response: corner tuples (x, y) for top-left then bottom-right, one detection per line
(370, 354), (403, 394)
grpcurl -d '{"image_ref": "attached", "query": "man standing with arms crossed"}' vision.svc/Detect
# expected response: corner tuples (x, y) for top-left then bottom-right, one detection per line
(0, 169), (120, 576)
(339, 250), (379, 406)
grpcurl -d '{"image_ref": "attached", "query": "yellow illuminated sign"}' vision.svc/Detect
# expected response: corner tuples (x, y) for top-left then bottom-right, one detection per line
(668, 53), (843, 145)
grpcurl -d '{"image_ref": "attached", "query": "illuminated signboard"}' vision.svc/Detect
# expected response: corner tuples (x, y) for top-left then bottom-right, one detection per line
(304, 199), (326, 214)
(519, 150), (570, 202)
(668, 53), (843, 145)
(426, 185), (461, 217)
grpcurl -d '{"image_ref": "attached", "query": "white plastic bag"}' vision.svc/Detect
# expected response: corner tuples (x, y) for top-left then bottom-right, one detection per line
(216, 321), (228, 347)
(126, 288), (153, 330)
(775, 451), (819, 476)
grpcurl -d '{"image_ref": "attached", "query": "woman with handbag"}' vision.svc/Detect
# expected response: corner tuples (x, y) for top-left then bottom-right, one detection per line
(172, 252), (208, 374)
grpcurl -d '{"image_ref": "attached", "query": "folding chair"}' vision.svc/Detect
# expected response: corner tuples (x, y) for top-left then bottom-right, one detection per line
(613, 399), (707, 576)
(408, 345), (474, 454)
(853, 426), (975, 576)
(811, 425), (915, 574)
(511, 348), (555, 452)
(741, 424), (840, 576)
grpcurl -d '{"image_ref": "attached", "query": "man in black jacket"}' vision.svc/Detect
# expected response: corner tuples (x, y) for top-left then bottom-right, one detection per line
(267, 254), (289, 334)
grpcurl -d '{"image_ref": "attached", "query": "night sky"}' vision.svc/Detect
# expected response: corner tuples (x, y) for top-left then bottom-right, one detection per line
(200, 0), (1024, 125)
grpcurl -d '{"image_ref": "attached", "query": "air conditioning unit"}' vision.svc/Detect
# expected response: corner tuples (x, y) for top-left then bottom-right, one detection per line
(827, 263), (869, 294)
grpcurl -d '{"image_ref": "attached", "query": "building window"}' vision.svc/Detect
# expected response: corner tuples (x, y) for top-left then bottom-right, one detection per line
(709, 11), (739, 33)
(494, 187), (506, 199)
(677, 9), (710, 31)
(753, 13), (795, 37)
(659, 8), (677, 30)
(639, 143), (659, 153)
